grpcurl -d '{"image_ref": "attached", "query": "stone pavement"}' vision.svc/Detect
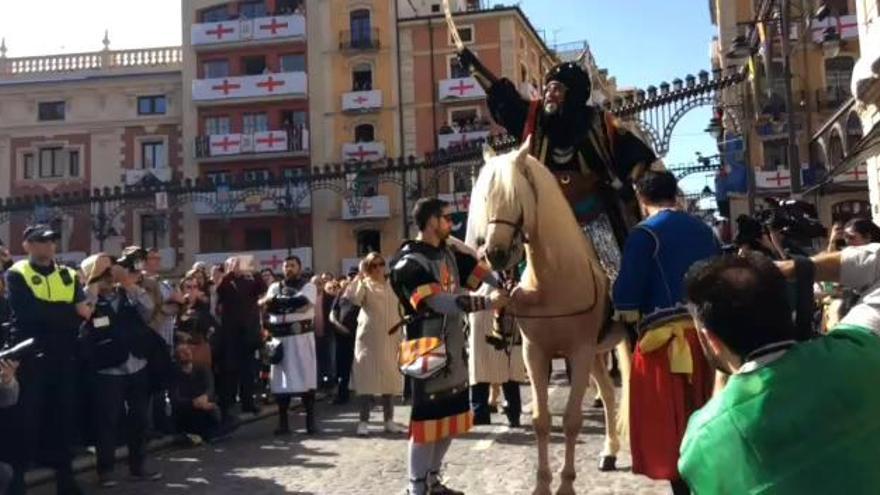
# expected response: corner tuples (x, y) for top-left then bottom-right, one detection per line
(32, 379), (669, 494)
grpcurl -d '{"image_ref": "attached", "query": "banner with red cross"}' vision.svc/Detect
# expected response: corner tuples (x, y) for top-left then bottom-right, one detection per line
(342, 90), (382, 111)
(342, 142), (386, 162)
(833, 163), (869, 183)
(439, 77), (487, 100)
(756, 169), (791, 189)
(193, 72), (307, 101)
(192, 14), (305, 45)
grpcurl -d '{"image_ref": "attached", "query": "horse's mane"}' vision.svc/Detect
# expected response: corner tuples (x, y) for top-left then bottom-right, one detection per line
(467, 147), (598, 277)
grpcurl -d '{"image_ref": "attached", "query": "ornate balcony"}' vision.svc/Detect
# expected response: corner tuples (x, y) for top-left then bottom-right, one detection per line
(194, 125), (309, 160)
(342, 141), (385, 162)
(191, 14), (306, 47)
(438, 77), (486, 100)
(123, 167), (173, 186)
(341, 89), (382, 112)
(191, 71), (307, 103)
(193, 184), (311, 216)
(437, 130), (491, 150)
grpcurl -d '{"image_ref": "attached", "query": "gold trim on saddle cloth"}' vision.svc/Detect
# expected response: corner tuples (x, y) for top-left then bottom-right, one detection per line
(410, 410), (474, 444)
(637, 317), (695, 375)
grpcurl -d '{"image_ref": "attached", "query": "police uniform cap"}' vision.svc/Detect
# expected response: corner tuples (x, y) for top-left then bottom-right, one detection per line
(22, 224), (60, 242)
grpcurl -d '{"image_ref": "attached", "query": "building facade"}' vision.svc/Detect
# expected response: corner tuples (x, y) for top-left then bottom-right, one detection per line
(853, 0), (880, 221)
(0, 39), (183, 268)
(0, 0), (572, 274)
(181, 0), (314, 269)
(710, 0), (868, 228)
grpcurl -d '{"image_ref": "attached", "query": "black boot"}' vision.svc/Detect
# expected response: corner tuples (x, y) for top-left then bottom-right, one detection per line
(303, 391), (319, 435)
(274, 395), (291, 436)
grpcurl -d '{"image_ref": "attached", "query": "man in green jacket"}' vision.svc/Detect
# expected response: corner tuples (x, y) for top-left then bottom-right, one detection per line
(679, 248), (880, 494)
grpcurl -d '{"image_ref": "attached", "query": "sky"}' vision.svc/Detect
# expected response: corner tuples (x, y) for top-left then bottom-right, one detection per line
(0, 0), (718, 192)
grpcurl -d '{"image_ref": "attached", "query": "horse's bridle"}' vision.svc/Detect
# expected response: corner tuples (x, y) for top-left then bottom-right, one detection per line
(486, 216), (528, 245)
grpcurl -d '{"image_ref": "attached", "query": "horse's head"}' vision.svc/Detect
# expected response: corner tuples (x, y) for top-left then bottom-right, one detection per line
(466, 139), (537, 271)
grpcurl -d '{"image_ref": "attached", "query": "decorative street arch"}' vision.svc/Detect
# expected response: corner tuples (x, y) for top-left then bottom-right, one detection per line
(609, 69), (746, 157)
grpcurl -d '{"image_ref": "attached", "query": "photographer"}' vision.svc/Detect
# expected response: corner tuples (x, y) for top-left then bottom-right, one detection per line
(79, 253), (161, 487)
(139, 247), (183, 436)
(678, 251), (880, 494)
(1, 357), (19, 493)
(215, 256), (267, 421)
(5, 225), (91, 495)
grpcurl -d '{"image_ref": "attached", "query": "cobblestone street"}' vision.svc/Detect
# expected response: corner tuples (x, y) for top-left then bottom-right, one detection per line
(34, 373), (669, 495)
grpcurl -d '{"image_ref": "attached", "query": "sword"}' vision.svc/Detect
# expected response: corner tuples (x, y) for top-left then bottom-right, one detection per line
(443, 0), (465, 52)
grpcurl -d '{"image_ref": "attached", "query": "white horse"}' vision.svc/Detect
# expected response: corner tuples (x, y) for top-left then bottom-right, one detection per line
(466, 140), (628, 495)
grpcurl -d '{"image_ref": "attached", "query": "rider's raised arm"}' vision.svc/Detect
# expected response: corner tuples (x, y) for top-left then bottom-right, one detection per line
(456, 48), (530, 139)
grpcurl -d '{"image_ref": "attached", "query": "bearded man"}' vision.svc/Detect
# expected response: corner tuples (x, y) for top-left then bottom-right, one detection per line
(457, 48), (659, 280)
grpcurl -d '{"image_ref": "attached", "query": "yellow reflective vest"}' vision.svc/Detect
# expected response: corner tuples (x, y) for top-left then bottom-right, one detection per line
(8, 259), (78, 303)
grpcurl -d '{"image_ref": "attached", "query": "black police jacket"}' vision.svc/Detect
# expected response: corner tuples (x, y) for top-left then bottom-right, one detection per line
(79, 288), (153, 371)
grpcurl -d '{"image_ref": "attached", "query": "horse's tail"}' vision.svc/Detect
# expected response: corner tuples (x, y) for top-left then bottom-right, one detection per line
(615, 339), (632, 442)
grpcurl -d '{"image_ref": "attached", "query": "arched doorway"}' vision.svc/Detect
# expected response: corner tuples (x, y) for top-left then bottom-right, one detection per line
(846, 111), (863, 152)
(827, 130), (845, 168)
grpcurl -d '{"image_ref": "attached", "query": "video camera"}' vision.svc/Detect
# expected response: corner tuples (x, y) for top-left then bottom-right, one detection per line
(116, 247), (147, 272)
(734, 198), (827, 255)
(0, 338), (36, 361)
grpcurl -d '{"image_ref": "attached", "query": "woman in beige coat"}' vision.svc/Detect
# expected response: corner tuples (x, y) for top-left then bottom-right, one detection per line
(342, 252), (406, 436)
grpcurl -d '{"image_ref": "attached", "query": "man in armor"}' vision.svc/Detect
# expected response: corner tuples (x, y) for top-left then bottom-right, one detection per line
(260, 255), (319, 436)
(390, 198), (509, 495)
(456, 48), (659, 280)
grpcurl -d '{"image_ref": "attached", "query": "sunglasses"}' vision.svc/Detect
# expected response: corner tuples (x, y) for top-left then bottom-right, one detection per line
(371, 261), (386, 268)
(440, 213), (453, 222)
(183, 284), (198, 290)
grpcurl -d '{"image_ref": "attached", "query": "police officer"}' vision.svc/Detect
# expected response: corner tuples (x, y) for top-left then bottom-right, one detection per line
(5, 225), (91, 495)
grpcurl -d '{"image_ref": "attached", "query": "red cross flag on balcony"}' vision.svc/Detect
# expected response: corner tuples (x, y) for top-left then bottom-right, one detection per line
(259, 18), (289, 35)
(342, 90), (382, 111)
(834, 163), (869, 183)
(256, 76), (286, 93)
(757, 169), (791, 189)
(344, 143), (383, 162)
(253, 14), (305, 40)
(209, 134), (242, 156)
(207, 23), (235, 40)
(439, 77), (486, 100)
(211, 79), (242, 96)
(254, 131), (288, 153)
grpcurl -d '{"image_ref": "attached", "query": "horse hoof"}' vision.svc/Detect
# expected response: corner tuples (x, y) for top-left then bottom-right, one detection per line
(555, 486), (576, 495)
(532, 488), (552, 495)
(598, 455), (617, 472)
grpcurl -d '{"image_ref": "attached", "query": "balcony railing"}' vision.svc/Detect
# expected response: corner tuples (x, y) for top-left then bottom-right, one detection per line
(341, 89), (382, 112)
(438, 77), (486, 100)
(191, 14), (306, 46)
(342, 141), (385, 162)
(339, 29), (381, 51)
(122, 167), (173, 186)
(0, 46), (182, 77)
(192, 71), (307, 102)
(193, 186), (311, 216)
(437, 129), (491, 150)
(194, 125), (309, 159)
